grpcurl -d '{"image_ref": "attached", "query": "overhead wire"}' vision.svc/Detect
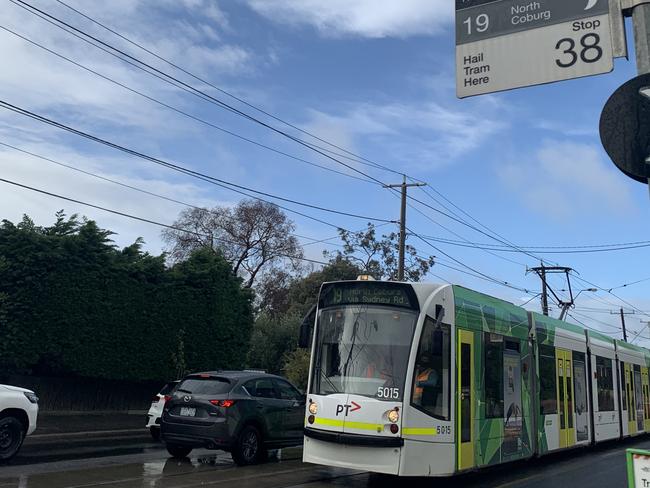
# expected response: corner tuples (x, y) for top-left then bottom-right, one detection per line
(0, 100), (395, 226)
(54, 0), (411, 178)
(11, 0), (650, 312)
(0, 176), (332, 266)
(8, 0), (394, 189)
(0, 23), (378, 186)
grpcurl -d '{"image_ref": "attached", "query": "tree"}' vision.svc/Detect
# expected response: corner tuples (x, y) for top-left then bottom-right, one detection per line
(162, 199), (304, 288)
(0, 213), (254, 382)
(324, 223), (435, 282)
(247, 313), (300, 374)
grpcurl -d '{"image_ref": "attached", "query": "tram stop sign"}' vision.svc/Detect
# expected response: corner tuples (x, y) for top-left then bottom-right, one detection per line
(456, 0), (615, 98)
(599, 74), (650, 184)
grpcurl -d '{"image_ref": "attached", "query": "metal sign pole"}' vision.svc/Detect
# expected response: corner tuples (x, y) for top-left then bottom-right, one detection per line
(633, 3), (650, 73)
(631, 2), (650, 192)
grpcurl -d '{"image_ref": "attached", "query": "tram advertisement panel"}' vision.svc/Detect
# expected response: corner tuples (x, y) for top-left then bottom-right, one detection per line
(503, 350), (522, 454)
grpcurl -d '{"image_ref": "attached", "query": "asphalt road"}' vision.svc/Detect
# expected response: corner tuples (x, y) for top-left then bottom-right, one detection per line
(2, 434), (650, 487)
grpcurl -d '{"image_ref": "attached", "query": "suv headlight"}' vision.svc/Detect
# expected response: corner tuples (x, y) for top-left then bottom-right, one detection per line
(24, 392), (39, 404)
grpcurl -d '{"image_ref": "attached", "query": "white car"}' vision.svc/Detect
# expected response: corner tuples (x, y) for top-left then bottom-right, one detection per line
(0, 384), (38, 462)
(146, 381), (178, 440)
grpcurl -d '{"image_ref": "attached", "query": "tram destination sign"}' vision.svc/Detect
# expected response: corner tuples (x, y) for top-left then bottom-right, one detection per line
(320, 283), (417, 310)
(456, 0), (614, 98)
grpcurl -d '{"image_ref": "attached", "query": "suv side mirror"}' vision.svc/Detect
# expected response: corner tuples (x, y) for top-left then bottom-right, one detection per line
(299, 304), (316, 348)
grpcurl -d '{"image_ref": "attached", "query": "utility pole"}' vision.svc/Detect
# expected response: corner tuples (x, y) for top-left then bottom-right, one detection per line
(612, 308), (635, 342)
(528, 266), (573, 317)
(385, 176), (425, 281)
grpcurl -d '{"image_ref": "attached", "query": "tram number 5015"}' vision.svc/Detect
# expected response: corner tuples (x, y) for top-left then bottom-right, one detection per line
(555, 33), (603, 68)
(377, 387), (399, 399)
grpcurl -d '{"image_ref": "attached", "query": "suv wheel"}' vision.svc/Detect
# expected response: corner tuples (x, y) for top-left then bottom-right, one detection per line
(166, 444), (192, 458)
(0, 416), (25, 462)
(232, 425), (266, 466)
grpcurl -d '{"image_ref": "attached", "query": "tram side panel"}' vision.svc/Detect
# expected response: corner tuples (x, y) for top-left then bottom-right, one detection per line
(451, 287), (534, 473)
(530, 313), (591, 456)
(587, 331), (621, 443)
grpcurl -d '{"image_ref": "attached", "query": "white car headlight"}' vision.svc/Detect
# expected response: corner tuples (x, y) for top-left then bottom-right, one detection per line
(24, 392), (39, 404)
(309, 402), (318, 415)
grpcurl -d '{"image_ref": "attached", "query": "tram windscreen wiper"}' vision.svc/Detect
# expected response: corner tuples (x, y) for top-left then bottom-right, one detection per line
(320, 368), (339, 393)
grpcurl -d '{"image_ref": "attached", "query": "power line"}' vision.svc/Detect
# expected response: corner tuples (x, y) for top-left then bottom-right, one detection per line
(0, 176), (331, 266)
(415, 232), (650, 254)
(8, 0), (393, 189)
(0, 100), (395, 225)
(0, 138), (387, 257)
(0, 23), (378, 186)
(408, 227), (531, 293)
(53, 0), (410, 179)
(571, 273), (650, 319)
(8, 0), (571, 270)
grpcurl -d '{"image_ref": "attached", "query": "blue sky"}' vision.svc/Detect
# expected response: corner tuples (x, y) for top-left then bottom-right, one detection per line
(1, 0), (649, 343)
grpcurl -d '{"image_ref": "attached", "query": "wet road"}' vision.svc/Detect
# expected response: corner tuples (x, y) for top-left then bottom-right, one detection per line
(2, 435), (650, 487)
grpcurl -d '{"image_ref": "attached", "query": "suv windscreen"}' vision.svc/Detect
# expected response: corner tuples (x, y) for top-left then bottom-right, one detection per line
(177, 377), (232, 395)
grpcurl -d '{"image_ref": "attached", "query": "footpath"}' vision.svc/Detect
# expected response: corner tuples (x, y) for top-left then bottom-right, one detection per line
(24, 411), (152, 447)
(33, 411), (147, 436)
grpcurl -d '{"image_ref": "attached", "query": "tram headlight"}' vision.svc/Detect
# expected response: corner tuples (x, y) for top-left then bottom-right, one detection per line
(309, 402), (318, 415)
(388, 408), (399, 423)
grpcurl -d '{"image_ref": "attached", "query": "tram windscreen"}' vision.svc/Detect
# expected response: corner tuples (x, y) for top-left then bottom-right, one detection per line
(310, 304), (418, 402)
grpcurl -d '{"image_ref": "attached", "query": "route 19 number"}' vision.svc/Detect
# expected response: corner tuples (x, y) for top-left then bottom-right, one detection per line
(555, 33), (603, 68)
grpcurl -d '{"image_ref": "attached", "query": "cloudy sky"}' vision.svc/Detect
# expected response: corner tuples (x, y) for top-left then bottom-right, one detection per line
(1, 0), (649, 344)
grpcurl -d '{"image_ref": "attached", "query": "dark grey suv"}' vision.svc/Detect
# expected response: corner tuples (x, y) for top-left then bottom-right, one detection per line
(160, 371), (305, 465)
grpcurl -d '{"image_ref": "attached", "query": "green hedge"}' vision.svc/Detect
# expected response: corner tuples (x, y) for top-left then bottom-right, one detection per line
(0, 214), (254, 382)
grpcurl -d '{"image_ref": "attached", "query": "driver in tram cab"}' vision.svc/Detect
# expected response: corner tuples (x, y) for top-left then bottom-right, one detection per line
(413, 354), (440, 408)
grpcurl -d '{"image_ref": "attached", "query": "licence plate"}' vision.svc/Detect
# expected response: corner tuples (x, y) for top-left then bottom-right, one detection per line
(180, 407), (196, 417)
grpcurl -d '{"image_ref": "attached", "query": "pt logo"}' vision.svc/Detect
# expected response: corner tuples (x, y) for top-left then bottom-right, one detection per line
(335, 401), (361, 416)
(585, 0), (598, 10)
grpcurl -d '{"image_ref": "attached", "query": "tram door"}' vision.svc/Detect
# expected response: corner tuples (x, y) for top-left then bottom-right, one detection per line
(457, 330), (474, 471)
(625, 364), (636, 435)
(643, 368), (650, 432)
(556, 349), (575, 449)
(634, 366), (644, 432)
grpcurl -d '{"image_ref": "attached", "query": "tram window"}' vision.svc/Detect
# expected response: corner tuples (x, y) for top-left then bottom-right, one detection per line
(484, 333), (504, 418)
(620, 362), (627, 410)
(411, 316), (450, 421)
(539, 345), (557, 415)
(596, 356), (615, 412)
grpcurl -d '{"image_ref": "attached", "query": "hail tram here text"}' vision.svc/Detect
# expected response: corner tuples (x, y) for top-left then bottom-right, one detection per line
(462, 2), (551, 89)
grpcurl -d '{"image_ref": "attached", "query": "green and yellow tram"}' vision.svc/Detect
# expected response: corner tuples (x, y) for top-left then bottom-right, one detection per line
(300, 278), (649, 476)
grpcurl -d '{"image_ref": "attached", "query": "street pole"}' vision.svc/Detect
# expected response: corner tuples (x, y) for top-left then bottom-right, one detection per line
(633, 3), (650, 75)
(632, 2), (650, 191)
(540, 268), (549, 316)
(612, 307), (637, 342)
(398, 176), (407, 282)
(621, 307), (629, 342)
(385, 176), (425, 281)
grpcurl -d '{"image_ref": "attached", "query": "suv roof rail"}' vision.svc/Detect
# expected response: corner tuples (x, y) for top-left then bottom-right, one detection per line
(242, 369), (267, 374)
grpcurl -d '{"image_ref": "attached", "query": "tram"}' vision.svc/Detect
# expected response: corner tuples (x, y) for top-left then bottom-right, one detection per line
(299, 277), (650, 477)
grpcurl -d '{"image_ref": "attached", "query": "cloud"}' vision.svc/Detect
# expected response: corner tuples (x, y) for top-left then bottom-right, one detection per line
(244, 0), (452, 38)
(302, 99), (506, 171)
(0, 0), (255, 129)
(499, 140), (634, 219)
(0, 136), (230, 253)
